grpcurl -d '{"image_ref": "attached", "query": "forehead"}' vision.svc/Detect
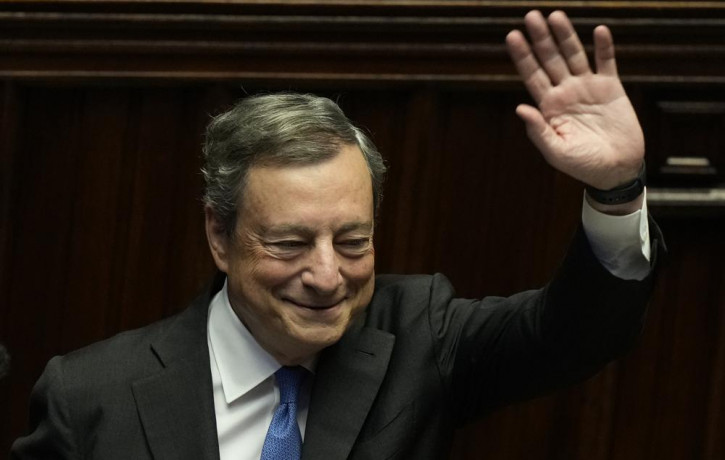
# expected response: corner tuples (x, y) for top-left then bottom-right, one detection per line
(239, 145), (374, 230)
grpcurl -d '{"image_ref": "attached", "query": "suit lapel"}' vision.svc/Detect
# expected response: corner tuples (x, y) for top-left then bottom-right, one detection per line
(302, 319), (395, 460)
(132, 275), (224, 460)
(132, 348), (219, 460)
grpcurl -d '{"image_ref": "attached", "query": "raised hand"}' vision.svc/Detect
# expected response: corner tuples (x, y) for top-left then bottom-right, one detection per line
(506, 10), (644, 191)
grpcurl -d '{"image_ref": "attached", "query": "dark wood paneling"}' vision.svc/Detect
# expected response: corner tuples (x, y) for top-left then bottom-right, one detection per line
(610, 218), (725, 460)
(0, 1), (723, 84)
(1, 2), (724, 459)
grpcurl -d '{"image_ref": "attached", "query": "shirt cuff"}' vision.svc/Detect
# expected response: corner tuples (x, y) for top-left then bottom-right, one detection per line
(581, 188), (652, 281)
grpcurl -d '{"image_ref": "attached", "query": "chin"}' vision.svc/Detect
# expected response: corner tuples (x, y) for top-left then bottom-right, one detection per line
(292, 325), (346, 350)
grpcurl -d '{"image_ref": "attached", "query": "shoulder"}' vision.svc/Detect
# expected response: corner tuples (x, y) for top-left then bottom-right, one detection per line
(373, 273), (457, 303)
(53, 310), (181, 386)
(366, 274), (458, 328)
(55, 278), (216, 380)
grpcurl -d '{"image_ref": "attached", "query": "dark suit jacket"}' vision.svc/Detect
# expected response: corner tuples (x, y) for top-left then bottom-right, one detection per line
(11, 225), (664, 460)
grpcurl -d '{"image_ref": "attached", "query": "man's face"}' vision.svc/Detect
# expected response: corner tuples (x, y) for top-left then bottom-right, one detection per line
(206, 144), (376, 365)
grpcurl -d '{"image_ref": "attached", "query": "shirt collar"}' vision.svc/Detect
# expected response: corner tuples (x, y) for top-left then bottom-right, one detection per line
(208, 279), (316, 404)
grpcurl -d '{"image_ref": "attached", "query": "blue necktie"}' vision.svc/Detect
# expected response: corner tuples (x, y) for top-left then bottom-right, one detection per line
(261, 366), (306, 460)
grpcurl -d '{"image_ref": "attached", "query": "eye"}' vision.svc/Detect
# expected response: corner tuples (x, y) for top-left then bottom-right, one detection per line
(336, 238), (371, 256)
(264, 240), (308, 258)
(339, 238), (369, 248)
(269, 240), (307, 249)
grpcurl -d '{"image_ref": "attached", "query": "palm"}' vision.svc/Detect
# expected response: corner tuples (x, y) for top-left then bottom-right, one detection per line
(507, 11), (644, 190)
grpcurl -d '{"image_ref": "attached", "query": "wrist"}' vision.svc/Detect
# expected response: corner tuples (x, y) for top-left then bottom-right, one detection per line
(585, 162), (646, 206)
(585, 190), (645, 216)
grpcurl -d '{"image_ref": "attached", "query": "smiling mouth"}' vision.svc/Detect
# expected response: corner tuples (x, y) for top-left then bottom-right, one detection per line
(285, 298), (345, 310)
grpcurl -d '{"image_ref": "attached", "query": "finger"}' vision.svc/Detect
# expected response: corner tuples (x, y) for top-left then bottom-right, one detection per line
(593, 25), (618, 76)
(523, 10), (571, 85)
(547, 10), (591, 76)
(506, 29), (551, 104)
(515, 104), (559, 162)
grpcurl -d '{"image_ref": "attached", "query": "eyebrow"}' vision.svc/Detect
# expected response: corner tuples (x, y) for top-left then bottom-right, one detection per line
(261, 221), (373, 237)
(337, 221), (374, 234)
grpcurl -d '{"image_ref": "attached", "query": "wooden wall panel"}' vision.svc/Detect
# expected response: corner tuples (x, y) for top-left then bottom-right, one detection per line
(0, 86), (220, 451)
(1, 2), (725, 459)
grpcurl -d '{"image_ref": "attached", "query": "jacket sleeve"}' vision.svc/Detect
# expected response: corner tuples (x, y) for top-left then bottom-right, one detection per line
(429, 219), (665, 425)
(10, 356), (78, 460)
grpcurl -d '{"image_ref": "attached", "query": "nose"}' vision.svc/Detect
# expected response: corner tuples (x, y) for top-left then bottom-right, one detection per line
(301, 241), (343, 295)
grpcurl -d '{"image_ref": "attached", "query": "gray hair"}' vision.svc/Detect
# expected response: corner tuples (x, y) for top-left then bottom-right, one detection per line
(202, 93), (386, 235)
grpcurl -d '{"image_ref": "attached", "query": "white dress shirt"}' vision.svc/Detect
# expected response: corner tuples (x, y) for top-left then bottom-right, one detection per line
(207, 282), (314, 460)
(207, 193), (652, 459)
(581, 188), (651, 281)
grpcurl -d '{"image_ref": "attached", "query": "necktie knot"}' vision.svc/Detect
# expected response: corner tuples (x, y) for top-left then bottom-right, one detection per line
(275, 366), (306, 404)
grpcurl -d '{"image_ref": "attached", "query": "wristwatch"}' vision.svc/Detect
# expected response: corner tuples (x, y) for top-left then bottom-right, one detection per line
(585, 163), (646, 205)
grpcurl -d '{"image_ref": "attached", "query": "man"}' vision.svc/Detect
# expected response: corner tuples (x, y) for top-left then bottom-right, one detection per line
(12, 10), (663, 460)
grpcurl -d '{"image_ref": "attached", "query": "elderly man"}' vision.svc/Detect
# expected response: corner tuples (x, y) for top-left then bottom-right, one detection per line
(12, 10), (663, 460)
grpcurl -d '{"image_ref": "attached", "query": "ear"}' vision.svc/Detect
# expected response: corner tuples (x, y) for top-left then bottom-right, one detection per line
(205, 205), (232, 273)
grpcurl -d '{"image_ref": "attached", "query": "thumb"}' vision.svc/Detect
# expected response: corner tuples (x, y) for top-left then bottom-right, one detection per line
(515, 104), (559, 162)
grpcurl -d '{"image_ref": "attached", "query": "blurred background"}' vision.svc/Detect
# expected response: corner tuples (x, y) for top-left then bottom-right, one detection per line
(1, 1), (724, 458)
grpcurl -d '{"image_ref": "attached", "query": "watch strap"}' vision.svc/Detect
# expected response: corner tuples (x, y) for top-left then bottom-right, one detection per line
(585, 163), (646, 205)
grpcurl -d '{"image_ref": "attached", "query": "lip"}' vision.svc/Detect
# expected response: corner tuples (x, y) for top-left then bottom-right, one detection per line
(284, 298), (346, 310)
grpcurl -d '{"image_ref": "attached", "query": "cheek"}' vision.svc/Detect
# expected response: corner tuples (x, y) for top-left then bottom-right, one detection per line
(342, 254), (376, 286)
(234, 238), (299, 281)
(248, 259), (302, 289)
